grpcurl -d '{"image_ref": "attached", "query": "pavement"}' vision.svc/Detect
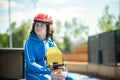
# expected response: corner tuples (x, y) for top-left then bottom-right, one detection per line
(18, 72), (108, 80)
(68, 72), (108, 80)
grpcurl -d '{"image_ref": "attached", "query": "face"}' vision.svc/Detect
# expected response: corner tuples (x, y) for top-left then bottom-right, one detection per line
(34, 22), (47, 38)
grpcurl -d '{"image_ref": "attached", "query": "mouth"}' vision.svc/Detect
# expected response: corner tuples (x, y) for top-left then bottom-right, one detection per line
(36, 29), (40, 31)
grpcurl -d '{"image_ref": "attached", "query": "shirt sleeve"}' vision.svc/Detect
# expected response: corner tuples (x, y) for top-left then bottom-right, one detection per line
(24, 40), (51, 75)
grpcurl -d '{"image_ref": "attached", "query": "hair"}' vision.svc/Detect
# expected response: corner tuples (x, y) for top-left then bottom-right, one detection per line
(30, 21), (53, 41)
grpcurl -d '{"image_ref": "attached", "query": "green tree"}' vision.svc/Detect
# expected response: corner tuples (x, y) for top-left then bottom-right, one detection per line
(0, 20), (31, 48)
(53, 20), (65, 51)
(54, 18), (89, 52)
(0, 33), (9, 48)
(71, 18), (89, 46)
(115, 15), (120, 30)
(63, 21), (73, 52)
(12, 20), (31, 48)
(0, 22), (16, 48)
(98, 6), (115, 33)
(63, 34), (72, 52)
(115, 15), (120, 43)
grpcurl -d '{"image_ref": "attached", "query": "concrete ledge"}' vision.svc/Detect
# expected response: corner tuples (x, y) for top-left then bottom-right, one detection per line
(115, 67), (120, 79)
(99, 65), (115, 78)
(87, 64), (120, 79)
(64, 62), (120, 79)
(64, 61), (88, 73)
(88, 64), (115, 79)
(87, 63), (99, 75)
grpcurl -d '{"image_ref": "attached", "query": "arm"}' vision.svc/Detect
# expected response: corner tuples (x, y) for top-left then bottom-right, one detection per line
(51, 67), (68, 80)
(24, 40), (51, 75)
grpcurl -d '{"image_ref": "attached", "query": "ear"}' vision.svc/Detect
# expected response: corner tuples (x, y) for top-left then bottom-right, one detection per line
(50, 25), (54, 34)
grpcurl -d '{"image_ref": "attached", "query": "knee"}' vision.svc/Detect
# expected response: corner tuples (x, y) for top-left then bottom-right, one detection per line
(26, 73), (51, 80)
(66, 75), (75, 80)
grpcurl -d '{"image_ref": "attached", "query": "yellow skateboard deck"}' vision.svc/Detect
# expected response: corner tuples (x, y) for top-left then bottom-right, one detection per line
(46, 47), (63, 69)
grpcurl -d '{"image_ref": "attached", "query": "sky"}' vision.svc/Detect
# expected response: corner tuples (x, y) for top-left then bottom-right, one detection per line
(0, 0), (120, 35)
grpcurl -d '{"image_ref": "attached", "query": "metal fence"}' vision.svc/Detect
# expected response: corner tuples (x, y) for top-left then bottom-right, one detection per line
(88, 30), (120, 66)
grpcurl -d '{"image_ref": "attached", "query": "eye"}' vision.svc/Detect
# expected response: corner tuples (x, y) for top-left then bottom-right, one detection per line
(35, 23), (39, 27)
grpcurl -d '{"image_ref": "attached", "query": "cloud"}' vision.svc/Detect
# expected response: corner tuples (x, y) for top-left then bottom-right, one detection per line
(0, 0), (24, 10)
(0, 14), (8, 20)
(0, 11), (27, 33)
(11, 12), (27, 22)
(5, 6), (87, 25)
(107, 0), (120, 2)
(0, 0), (8, 10)
(31, 6), (87, 23)
(43, 0), (70, 4)
(0, 12), (27, 22)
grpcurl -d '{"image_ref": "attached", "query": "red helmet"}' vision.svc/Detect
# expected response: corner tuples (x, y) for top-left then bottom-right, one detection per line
(34, 13), (53, 23)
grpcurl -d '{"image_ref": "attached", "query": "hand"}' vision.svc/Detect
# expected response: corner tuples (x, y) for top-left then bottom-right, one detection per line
(58, 71), (67, 80)
(51, 69), (67, 80)
(51, 70), (59, 80)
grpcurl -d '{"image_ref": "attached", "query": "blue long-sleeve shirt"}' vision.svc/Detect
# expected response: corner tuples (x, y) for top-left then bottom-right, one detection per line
(24, 34), (56, 75)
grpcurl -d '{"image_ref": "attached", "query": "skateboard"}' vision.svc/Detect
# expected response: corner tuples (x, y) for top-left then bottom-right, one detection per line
(46, 47), (64, 70)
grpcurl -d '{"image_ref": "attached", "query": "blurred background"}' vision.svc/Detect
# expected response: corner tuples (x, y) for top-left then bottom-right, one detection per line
(0, 0), (120, 52)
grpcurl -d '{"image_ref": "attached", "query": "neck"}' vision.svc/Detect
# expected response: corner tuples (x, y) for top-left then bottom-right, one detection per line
(38, 35), (46, 41)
